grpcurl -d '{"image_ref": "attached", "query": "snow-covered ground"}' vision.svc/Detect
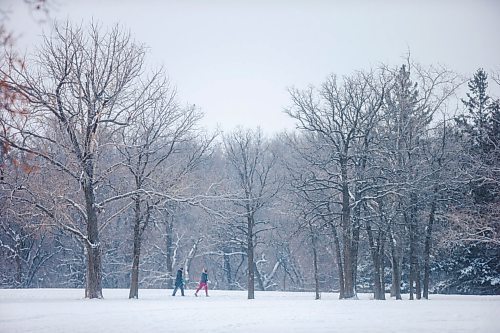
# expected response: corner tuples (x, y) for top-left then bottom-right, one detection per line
(0, 289), (499, 333)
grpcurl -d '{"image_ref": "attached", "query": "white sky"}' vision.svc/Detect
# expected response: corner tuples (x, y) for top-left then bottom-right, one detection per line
(3, 0), (500, 133)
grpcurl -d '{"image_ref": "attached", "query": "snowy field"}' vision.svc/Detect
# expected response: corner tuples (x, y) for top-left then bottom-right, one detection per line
(0, 289), (499, 333)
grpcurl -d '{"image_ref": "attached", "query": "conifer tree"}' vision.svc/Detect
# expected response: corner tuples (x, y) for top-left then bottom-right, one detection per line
(457, 68), (499, 154)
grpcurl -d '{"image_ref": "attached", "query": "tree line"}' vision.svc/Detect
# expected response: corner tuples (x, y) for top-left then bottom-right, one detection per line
(1, 22), (499, 299)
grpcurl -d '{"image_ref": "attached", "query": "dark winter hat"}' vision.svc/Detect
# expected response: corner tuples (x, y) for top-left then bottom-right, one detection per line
(179, 267), (183, 270)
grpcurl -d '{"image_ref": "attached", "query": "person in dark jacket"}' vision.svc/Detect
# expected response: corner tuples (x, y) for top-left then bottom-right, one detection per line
(172, 267), (185, 296)
(194, 268), (209, 297)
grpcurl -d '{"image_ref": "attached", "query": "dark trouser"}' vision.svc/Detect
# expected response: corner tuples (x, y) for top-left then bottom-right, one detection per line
(172, 284), (184, 296)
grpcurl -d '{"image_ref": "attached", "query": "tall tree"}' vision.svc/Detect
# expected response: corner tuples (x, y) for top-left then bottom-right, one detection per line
(0, 22), (151, 298)
(384, 64), (426, 300)
(380, 62), (457, 300)
(443, 69), (500, 293)
(453, 68), (499, 243)
(223, 128), (280, 299)
(457, 69), (499, 155)
(285, 70), (387, 299)
(118, 79), (212, 298)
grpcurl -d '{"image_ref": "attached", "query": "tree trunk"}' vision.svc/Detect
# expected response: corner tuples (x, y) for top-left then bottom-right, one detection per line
(366, 220), (383, 300)
(165, 219), (174, 288)
(84, 183), (103, 299)
(423, 188), (437, 299)
(378, 230), (386, 300)
(129, 198), (141, 298)
(184, 238), (202, 286)
(85, 243), (103, 299)
(406, 211), (415, 300)
(389, 226), (402, 300)
(415, 257), (422, 299)
(341, 163), (355, 299)
(129, 198), (151, 299)
(282, 262), (287, 291)
(223, 247), (233, 290)
(129, 241), (141, 299)
(254, 262), (265, 291)
(15, 240), (22, 287)
(407, 194), (422, 300)
(409, 240), (414, 298)
(351, 208), (361, 296)
(247, 215), (255, 299)
(330, 223), (345, 299)
(310, 223), (320, 300)
(129, 210), (142, 299)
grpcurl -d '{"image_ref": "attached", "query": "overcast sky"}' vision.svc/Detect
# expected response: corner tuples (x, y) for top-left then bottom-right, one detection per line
(3, 0), (500, 133)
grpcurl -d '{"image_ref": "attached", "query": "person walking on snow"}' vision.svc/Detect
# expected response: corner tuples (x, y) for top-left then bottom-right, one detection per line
(194, 268), (209, 297)
(172, 267), (185, 296)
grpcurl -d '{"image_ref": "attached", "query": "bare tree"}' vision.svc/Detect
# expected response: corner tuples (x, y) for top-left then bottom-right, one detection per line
(0, 22), (150, 298)
(285, 70), (387, 299)
(115, 71), (213, 298)
(223, 128), (280, 299)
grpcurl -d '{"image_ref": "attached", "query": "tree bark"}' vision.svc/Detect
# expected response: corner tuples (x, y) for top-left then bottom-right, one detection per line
(407, 194), (422, 300)
(378, 230), (386, 300)
(366, 220), (383, 300)
(408, 216), (414, 300)
(282, 262), (287, 291)
(415, 257), (422, 299)
(351, 199), (361, 295)
(129, 201), (142, 299)
(184, 238), (202, 286)
(15, 240), (22, 287)
(223, 247), (233, 290)
(330, 223), (345, 299)
(341, 161), (355, 299)
(389, 226), (402, 300)
(309, 223), (320, 300)
(129, 197), (152, 299)
(423, 187), (437, 299)
(84, 183), (103, 299)
(129, 239), (141, 299)
(247, 215), (255, 299)
(254, 262), (265, 291)
(165, 219), (174, 289)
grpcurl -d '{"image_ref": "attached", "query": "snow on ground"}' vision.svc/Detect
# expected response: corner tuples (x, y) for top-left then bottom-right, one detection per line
(0, 289), (499, 333)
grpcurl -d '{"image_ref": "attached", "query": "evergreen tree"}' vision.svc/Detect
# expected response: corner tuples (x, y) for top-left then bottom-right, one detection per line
(456, 69), (500, 204)
(451, 68), (500, 267)
(433, 243), (500, 295)
(457, 68), (499, 154)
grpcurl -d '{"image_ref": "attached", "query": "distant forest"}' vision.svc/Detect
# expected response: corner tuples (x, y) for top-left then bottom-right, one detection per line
(1, 22), (498, 299)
